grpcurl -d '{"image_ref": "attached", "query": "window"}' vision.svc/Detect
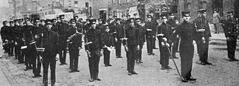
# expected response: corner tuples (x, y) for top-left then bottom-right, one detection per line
(74, 1), (78, 4)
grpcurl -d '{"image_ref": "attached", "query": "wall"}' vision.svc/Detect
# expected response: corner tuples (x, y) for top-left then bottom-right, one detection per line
(92, 0), (109, 19)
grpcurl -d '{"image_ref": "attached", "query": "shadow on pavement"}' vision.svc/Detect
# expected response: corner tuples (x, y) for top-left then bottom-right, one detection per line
(212, 47), (239, 51)
(210, 42), (226, 46)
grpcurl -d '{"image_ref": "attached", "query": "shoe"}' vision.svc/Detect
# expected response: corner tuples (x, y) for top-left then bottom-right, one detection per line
(95, 78), (101, 81)
(105, 64), (112, 67)
(128, 72), (133, 76)
(173, 56), (179, 59)
(131, 71), (138, 75)
(139, 61), (143, 63)
(165, 66), (172, 69)
(205, 62), (212, 65)
(199, 62), (206, 65)
(181, 78), (188, 82)
(148, 53), (155, 55)
(116, 56), (122, 58)
(187, 77), (197, 81)
(89, 79), (95, 82)
(24, 68), (29, 71)
(69, 70), (75, 73)
(153, 47), (158, 49)
(32, 75), (42, 78)
(74, 70), (80, 72)
(229, 58), (239, 61)
(151, 53), (155, 55)
(161, 67), (166, 70)
(60, 63), (67, 65)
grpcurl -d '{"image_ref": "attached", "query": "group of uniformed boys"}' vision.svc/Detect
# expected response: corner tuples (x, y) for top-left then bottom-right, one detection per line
(1, 8), (239, 86)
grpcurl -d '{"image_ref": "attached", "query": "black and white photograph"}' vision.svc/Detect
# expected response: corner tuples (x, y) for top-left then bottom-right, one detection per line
(0, 0), (239, 86)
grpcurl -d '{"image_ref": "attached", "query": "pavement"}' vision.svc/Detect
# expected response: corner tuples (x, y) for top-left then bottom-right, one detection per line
(0, 32), (239, 86)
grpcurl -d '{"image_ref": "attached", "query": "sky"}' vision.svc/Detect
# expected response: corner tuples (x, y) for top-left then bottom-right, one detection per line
(0, 0), (9, 7)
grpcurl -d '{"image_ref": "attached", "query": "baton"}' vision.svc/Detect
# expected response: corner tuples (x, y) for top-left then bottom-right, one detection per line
(166, 43), (183, 80)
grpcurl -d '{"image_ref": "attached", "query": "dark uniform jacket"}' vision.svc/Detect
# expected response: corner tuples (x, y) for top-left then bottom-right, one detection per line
(53, 21), (69, 48)
(136, 24), (146, 45)
(85, 26), (102, 51)
(13, 26), (23, 46)
(115, 23), (125, 39)
(22, 25), (36, 44)
(67, 25), (83, 48)
(125, 24), (139, 46)
(222, 17), (239, 37)
(42, 30), (59, 56)
(101, 29), (114, 47)
(34, 25), (46, 47)
(1, 26), (9, 42)
(108, 22), (117, 36)
(8, 26), (15, 42)
(193, 16), (211, 38)
(175, 21), (197, 46)
(145, 21), (156, 37)
(157, 23), (173, 43)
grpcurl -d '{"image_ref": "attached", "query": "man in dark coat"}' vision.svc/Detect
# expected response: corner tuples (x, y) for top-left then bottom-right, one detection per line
(22, 20), (36, 71)
(167, 13), (179, 59)
(15, 20), (25, 63)
(115, 18), (125, 58)
(1, 21), (10, 54)
(67, 19), (83, 72)
(53, 15), (69, 65)
(157, 15), (173, 70)
(42, 20), (59, 86)
(145, 15), (156, 55)
(125, 18), (139, 75)
(101, 24), (114, 67)
(193, 9), (212, 65)
(32, 19), (43, 78)
(8, 21), (15, 56)
(221, 11), (239, 61)
(85, 19), (102, 82)
(175, 11), (197, 82)
(135, 18), (146, 63)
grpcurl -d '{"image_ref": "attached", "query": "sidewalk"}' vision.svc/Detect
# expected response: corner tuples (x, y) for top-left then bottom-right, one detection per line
(0, 68), (11, 86)
(0, 54), (11, 86)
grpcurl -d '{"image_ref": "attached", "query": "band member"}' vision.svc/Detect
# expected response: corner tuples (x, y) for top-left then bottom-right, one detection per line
(16, 20), (25, 63)
(8, 21), (15, 56)
(193, 9), (212, 65)
(125, 18), (139, 75)
(13, 20), (23, 63)
(0, 21), (10, 54)
(32, 19), (43, 78)
(85, 19), (102, 82)
(115, 18), (124, 58)
(145, 15), (156, 55)
(67, 19), (83, 72)
(221, 11), (239, 61)
(42, 20), (59, 86)
(53, 15), (69, 65)
(157, 15), (173, 70)
(101, 24), (114, 67)
(22, 20), (36, 71)
(175, 11), (197, 82)
(135, 18), (146, 63)
(167, 13), (179, 59)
